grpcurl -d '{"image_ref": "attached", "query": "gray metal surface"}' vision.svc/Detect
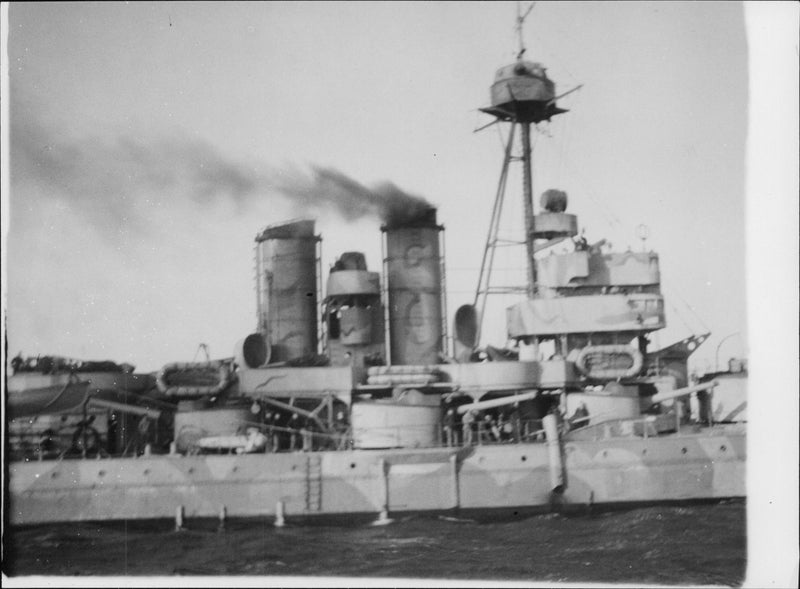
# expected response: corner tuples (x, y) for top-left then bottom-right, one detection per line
(8, 426), (746, 525)
(255, 220), (319, 362)
(384, 223), (444, 365)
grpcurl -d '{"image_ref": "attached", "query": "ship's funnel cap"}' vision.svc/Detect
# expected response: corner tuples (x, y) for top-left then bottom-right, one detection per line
(381, 207), (438, 231)
(255, 219), (316, 242)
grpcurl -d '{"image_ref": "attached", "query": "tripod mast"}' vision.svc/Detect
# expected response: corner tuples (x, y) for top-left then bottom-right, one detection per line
(472, 6), (568, 346)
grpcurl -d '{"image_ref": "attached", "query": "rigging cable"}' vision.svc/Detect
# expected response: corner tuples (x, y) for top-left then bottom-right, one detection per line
(665, 294), (697, 335)
(537, 44), (581, 89)
(556, 88), (579, 186)
(494, 121), (509, 153)
(558, 157), (623, 229)
(662, 285), (711, 334)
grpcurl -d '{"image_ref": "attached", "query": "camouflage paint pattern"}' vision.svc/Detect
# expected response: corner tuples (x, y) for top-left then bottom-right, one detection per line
(8, 424), (745, 525)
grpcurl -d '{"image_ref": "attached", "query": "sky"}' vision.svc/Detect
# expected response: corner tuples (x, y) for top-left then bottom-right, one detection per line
(0, 1), (762, 375)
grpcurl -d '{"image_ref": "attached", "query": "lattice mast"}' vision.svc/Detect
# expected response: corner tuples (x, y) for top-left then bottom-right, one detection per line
(473, 3), (574, 343)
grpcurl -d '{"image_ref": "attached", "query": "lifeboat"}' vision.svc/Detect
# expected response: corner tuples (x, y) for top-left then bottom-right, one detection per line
(156, 360), (232, 397)
(575, 345), (643, 380)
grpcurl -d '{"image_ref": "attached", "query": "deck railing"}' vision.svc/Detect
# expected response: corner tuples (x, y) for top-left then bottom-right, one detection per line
(10, 408), (703, 460)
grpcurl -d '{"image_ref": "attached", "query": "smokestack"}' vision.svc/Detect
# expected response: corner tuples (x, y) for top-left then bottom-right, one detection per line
(324, 252), (385, 368)
(254, 219), (320, 362)
(382, 208), (446, 365)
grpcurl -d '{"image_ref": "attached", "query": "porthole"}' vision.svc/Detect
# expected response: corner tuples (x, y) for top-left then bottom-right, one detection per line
(350, 463), (356, 469)
(521, 456), (527, 462)
(681, 447), (688, 455)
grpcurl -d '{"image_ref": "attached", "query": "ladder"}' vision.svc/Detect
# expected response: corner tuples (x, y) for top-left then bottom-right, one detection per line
(305, 454), (322, 512)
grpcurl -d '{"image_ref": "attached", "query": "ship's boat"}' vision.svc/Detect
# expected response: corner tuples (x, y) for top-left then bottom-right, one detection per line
(156, 360), (233, 397)
(575, 345), (643, 380)
(6, 359), (169, 461)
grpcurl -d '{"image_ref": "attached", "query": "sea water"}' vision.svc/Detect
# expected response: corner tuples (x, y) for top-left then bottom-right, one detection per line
(4, 501), (746, 585)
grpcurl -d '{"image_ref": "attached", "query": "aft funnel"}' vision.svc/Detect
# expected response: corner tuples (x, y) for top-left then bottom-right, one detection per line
(382, 209), (446, 366)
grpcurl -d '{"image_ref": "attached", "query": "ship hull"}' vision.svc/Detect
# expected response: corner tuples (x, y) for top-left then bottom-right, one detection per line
(8, 425), (744, 526)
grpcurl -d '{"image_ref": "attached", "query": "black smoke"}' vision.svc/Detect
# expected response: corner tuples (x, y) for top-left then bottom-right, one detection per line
(11, 118), (262, 239)
(11, 116), (435, 238)
(275, 166), (435, 227)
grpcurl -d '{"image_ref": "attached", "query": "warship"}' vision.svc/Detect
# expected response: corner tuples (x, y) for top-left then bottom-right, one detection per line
(6, 20), (746, 528)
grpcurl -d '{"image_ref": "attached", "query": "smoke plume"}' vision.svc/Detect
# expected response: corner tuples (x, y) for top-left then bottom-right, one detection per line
(11, 118), (262, 239)
(275, 166), (435, 227)
(11, 116), (436, 239)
